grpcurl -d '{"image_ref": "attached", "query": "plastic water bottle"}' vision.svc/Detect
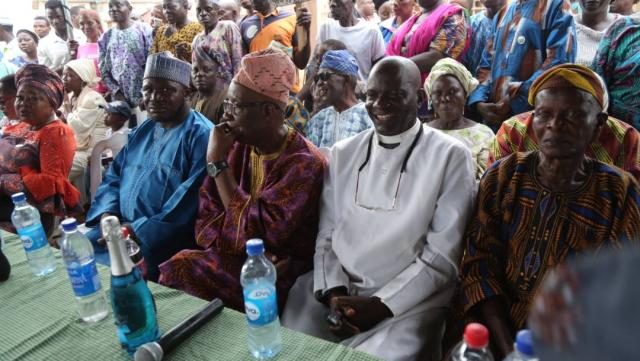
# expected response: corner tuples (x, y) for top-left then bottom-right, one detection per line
(503, 330), (538, 361)
(10, 192), (56, 276)
(240, 239), (282, 360)
(60, 218), (109, 323)
(102, 216), (159, 354)
(451, 323), (495, 361)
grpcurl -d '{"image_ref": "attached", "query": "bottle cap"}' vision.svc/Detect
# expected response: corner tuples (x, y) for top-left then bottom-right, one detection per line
(464, 323), (490, 349)
(246, 239), (264, 256)
(121, 226), (130, 239)
(11, 192), (26, 203)
(515, 329), (535, 356)
(61, 218), (78, 232)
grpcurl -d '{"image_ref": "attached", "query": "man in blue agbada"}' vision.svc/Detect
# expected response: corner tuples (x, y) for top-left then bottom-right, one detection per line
(85, 52), (213, 281)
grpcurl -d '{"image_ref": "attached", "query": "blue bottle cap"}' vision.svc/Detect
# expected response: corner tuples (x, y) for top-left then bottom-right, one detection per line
(246, 239), (265, 256)
(61, 218), (78, 232)
(11, 192), (26, 203)
(515, 329), (535, 357)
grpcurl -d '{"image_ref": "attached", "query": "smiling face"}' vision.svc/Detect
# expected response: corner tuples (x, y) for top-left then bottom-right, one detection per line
(365, 59), (420, 136)
(314, 69), (352, 108)
(80, 14), (101, 41)
(16, 33), (37, 55)
(142, 77), (188, 123)
(533, 87), (605, 160)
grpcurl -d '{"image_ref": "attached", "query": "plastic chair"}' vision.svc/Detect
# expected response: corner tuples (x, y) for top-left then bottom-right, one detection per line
(89, 131), (129, 203)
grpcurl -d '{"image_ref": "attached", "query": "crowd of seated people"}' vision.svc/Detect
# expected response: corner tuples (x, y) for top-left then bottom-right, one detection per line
(1, 0), (640, 359)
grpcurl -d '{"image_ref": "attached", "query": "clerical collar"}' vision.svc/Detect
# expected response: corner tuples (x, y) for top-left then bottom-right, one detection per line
(359, 120), (423, 175)
(376, 120), (421, 146)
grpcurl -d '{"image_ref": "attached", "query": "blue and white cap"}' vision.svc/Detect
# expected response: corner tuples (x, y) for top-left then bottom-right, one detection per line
(11, 192), (26, 203)
(144, 51), (192, 88)
(319, 50), (359, 78)
(61, 218), (78, 232)
(246, 239), (265, 256)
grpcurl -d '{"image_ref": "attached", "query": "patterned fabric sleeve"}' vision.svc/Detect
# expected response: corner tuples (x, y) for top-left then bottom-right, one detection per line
(305, 111), (326, 148)
(611, 176), (640, 243)
(621, 126), (640, 181)
(224, 22), (244, 76)
(510, 0), (576, 113)
(460, 156), (510, 313)
(150, 25), (163, 54)
(198, 145), (326, 252)
(98, 30), (120, 95)
(429, 13), (468, 60)
(467, 14), (497, 106)
(489, 117), (519, 166)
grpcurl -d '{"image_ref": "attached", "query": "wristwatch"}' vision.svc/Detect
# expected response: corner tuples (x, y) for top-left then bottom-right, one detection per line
(206, 160), (229, 178)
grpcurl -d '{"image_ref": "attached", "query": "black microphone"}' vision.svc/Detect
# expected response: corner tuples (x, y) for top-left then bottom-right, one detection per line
(0, 247), (10, 281)
(134, 298), (224, 361)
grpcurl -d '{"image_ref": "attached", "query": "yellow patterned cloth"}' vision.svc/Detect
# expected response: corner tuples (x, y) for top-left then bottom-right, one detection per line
(151, 22), (203, 62)
(528, 64), (608, 109)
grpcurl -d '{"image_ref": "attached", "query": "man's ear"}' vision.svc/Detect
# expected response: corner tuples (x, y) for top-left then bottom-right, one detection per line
(590, 112), (608, 143)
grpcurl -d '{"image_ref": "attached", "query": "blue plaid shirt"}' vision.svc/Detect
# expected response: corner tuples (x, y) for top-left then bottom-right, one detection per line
(305, 103), (373, 148)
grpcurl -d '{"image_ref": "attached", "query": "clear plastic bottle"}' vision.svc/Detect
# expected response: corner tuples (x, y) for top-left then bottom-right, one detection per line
(102, 216), (159, 354)
(60, 218), (109, 323)
(10, 192), (56, 276)
(240, 239), (282, 360)
(451, 323), (495, 361)
(503, 330), (538, 361)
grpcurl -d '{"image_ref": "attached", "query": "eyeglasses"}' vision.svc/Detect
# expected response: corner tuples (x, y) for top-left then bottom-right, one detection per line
(354, 128), (423, 211)
(222, 99), (282, 116)
(314, 71), (344, 83)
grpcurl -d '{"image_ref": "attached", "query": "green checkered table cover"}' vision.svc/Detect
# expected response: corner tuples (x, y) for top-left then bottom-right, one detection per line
(0, 232), (381, 361)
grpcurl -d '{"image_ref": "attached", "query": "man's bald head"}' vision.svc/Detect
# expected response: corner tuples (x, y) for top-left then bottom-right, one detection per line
(365, 57), (421, 136)
(370, 57), (422, 91)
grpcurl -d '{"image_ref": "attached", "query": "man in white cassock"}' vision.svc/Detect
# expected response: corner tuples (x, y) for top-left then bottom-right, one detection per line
(282, 57), (477, 361)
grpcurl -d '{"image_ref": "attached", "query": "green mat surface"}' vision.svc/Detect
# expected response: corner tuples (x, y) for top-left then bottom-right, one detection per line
(0, 232), (380, 361)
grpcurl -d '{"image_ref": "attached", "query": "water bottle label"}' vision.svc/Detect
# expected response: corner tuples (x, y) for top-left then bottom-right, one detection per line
(66, 259), (101, 297)
(243, 284), (278, 326)
(17, 224), (48, 252)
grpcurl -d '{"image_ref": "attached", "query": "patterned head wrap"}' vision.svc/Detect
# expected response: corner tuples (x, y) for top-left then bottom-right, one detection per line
(234, 48), (296, 105)
(319, 50), (359, 77)
(15, 64), (64, 109)
(65, 59), (101, 87)
(528, 64), (609, 110)
(144, 52), (192, 88)
(192, 42), (234, 83)
(424, 58), (478, 97)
